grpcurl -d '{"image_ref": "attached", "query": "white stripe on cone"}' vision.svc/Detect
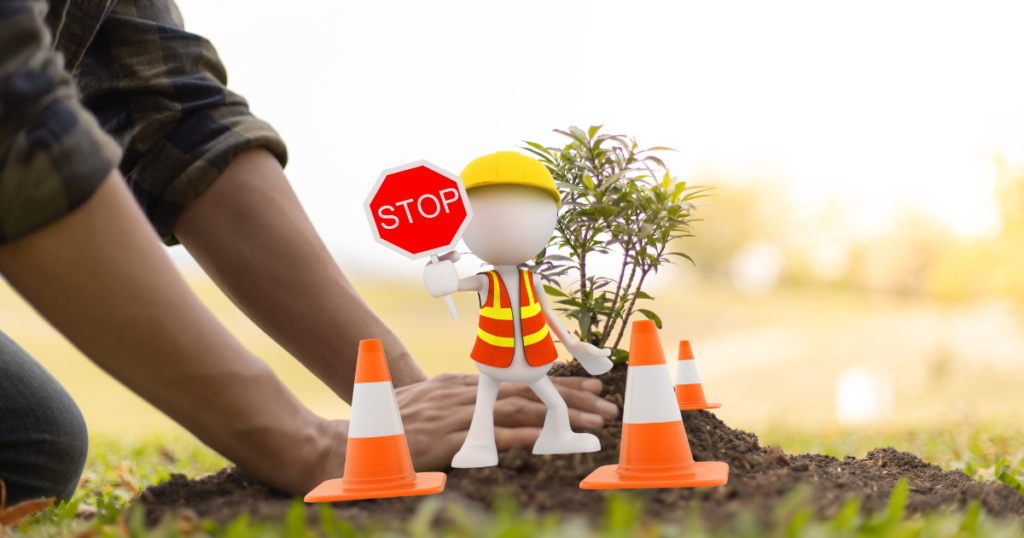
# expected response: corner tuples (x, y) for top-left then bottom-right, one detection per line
(622, 364), (681, 424)
(348, 381), (405, 438)
(676, 359), (702, 385)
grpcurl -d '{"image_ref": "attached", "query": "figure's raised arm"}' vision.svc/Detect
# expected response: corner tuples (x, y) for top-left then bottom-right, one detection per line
(424, 251), (486, 298)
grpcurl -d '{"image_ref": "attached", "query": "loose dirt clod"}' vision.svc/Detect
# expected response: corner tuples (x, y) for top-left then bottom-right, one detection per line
(139, 362), (1024, 530)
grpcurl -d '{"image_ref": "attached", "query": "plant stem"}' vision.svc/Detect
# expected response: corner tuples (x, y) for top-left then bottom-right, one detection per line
(612, 265), (652, 352)
(578, 227), (589, 341)
(610, 260), (639, 351)
(612, 234), (670, 350)
(599, 244), (631, 348)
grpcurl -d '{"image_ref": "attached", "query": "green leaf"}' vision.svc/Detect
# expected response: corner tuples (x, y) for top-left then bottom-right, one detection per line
(610, 348), (630, 363)
(828, 497), (860, 531)
(668, 252), (695, 265)
(671, 181), (688, 201)
(224, 513), (252, 538)
(964, 461), (977, 479)
(557, 298), (585, 308)
(588, 125), (603, 139)
(786, 508), (812, 536)
(543, 285), (567, 297)
(960, 499), (982, 534)
(567, 126), (589, 145)
(319, 504), (356, 538)
(773, 483), (813, 521)
(885, 478), (910, 527)
(127, 505), (147, 538)
(285, 498), (306, 538)
(604, 493), (642, 532)
(408, 498), (442, 538)
(579, 310), (592, 340)
(998, 470), (1024, 493)
(636, 309), (662, 329)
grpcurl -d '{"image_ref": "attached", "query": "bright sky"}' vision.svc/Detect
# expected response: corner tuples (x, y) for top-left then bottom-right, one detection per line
(172, 0), (1024, 278)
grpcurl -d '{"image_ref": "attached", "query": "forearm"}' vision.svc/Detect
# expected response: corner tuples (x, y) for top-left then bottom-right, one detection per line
(545, 313), (573, 344)
(0, 173), (331, 493)
(173, 148), (426, 402)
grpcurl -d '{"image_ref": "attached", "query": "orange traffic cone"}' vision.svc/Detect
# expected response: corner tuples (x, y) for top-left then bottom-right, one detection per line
(676, 341), (721, 411)
(580, 321), (729, 489)
(305, 340), (446, 502)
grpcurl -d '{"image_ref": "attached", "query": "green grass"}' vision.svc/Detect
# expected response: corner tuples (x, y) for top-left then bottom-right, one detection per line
(6, 424), (1024, 538)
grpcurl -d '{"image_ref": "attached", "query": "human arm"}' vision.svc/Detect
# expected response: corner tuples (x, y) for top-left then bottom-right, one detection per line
(174, 148), (426, 402)
(0, 173), (346, 495)
(534, 273), (613, 375)
(0, 5), (344, 494)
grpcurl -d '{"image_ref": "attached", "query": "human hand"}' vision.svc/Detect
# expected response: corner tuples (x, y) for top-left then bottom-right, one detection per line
(423, 250), (461, 298)
(564, 341), (614, 375)
(395, 372), (619, 471)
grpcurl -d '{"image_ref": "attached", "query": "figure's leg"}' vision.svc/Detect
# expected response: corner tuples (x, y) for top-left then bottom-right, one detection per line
(528, 376), (601, 455)
(451, 373), (501, 468)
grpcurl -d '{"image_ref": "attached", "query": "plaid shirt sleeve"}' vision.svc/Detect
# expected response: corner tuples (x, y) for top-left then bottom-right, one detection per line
(0, 1), (123, 245)
(1, 0), (288, 247)
(75, 0), (288, 246)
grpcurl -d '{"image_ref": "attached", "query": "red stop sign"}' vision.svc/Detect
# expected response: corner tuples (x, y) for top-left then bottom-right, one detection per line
(364, 160), (473, 259)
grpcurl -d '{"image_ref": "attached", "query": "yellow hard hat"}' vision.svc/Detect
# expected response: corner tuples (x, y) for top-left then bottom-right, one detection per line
(459, 151), (561, 208)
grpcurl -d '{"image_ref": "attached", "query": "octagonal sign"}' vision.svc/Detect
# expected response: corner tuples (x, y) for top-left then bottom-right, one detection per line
(364, 160), (473, 260)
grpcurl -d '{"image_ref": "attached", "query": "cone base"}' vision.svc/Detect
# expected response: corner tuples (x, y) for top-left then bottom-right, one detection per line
(678, 402), (721, 410)
(304, 472), (446, 502)
(580, 462), (728, 490)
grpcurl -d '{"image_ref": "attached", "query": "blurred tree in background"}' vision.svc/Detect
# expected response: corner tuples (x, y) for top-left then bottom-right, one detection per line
(675, 172), (1013, 302)
(926, 157), (1024, 304)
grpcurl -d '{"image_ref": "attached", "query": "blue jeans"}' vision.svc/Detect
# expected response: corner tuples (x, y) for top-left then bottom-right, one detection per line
(0, 330), (88, 503)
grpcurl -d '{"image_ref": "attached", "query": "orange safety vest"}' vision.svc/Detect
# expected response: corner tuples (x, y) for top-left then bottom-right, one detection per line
(470, 269), (558, 368)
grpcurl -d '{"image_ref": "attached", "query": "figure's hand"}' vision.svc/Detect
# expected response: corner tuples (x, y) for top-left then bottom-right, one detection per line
(395, 373), (619, 471)
(564, 341), (614, 375)
(423, 251), (461, 298)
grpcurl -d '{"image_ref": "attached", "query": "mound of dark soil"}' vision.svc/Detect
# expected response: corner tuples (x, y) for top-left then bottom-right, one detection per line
(139, 362), (1024, 530)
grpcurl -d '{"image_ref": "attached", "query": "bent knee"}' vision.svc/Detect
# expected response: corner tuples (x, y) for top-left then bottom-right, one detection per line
(0, 348), (90, 502)
(0, 398), (89, 503)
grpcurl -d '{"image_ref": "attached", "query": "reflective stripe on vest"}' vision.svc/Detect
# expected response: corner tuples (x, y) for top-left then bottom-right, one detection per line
(470, 269), (558, 368)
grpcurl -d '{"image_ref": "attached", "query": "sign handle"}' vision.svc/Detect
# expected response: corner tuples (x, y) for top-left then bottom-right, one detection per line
(431, 254), (459, 320)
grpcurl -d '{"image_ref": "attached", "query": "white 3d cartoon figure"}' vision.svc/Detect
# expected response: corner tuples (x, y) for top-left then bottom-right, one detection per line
(423, 151), (614, 468)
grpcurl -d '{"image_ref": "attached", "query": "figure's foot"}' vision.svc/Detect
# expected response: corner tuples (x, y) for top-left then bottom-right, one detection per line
(451, 444), (499, 468)
(532, 429), (601, 455)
